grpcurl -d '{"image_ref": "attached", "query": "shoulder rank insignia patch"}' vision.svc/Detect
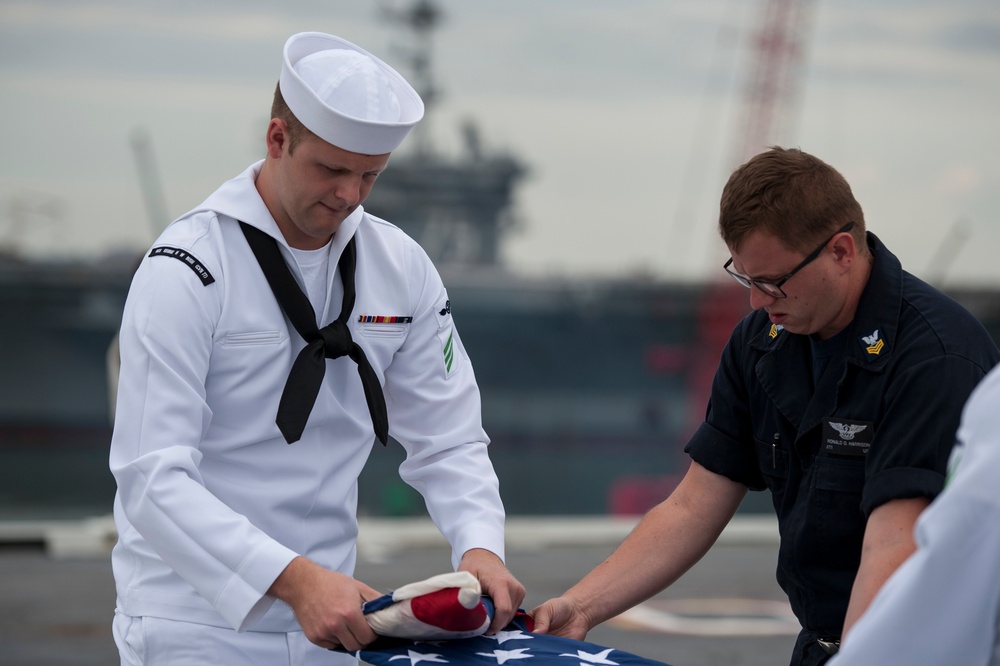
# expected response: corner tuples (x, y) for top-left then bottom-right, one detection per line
(149, 246), (215, 286)
(437, 327), (462, 379)
(860, 328), (885, 355)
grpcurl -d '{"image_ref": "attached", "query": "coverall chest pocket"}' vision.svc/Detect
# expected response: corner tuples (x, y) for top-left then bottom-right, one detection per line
(809, 457), (867, 538)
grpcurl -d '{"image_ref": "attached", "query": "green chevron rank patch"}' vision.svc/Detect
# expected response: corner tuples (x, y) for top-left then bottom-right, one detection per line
(443, 331), (454, 371)
(438, 327), (462, 379)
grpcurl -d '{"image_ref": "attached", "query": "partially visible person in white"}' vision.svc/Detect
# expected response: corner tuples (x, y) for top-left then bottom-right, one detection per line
(829, 364), (1000, 666)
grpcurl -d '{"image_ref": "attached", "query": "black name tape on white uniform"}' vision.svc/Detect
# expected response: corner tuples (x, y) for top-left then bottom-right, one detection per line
(149, 246), (215, 286)
(822, 417), (873, 457)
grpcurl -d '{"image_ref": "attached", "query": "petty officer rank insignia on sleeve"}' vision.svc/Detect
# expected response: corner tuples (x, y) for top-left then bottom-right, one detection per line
(149, 246), (215, 286)
(822, 417), (874, 457)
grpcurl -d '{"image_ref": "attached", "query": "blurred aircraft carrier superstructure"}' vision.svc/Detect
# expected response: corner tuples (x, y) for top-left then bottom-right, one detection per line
(2, 1), (999, 521)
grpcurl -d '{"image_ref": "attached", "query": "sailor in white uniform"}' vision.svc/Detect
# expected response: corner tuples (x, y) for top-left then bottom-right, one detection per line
(829, 364), (1000, 665)
(109, 31), (524, 665)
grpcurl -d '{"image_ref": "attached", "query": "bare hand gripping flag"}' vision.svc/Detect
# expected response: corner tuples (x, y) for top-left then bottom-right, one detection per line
(346, 572), (672, 666)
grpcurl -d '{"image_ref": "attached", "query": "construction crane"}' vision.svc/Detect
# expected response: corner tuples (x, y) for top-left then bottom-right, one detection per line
(686, 0), (818, 439)
(731, 0), (818, 166)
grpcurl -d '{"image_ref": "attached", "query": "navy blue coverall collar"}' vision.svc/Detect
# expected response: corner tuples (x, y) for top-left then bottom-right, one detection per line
(747, 232), (903, 444)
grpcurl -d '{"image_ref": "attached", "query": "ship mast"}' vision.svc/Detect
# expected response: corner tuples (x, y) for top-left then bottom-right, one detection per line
(377, 0), (441, 156)
(363, 1), (527, 269)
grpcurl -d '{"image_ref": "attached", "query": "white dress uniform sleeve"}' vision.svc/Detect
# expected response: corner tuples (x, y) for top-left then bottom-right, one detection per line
(110, 237), (298, 632)
(382, 241), (506, 569)
(830, 367), (1000, 666)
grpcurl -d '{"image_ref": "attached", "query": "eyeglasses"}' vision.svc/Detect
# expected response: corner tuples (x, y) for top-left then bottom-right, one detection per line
(723, 222), (856, 299)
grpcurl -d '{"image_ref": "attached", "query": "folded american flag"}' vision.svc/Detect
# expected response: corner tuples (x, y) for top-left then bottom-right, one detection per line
(363, 572), (492, 641)
(350, 572), (672, 665)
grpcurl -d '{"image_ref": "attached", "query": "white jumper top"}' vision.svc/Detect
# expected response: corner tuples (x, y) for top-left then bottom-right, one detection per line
(110, 162), (506, 633)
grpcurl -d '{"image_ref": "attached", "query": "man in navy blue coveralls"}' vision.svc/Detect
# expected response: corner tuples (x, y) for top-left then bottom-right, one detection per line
(532, 147), (1000, 666)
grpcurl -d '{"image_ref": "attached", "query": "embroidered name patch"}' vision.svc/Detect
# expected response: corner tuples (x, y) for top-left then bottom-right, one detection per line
(149, 246), (215, 286)
(822, 417), (874, 457)
(358, 315), (414, 324)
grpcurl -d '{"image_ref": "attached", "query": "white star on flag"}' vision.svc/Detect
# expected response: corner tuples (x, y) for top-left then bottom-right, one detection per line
(387, 649), (449, 664)
(475, 647), (535, 664)
(558, 648), (620, 665)
(487, 629), (534, 645)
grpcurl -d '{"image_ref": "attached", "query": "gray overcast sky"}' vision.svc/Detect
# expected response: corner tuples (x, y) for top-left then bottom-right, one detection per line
(1, 0), (998, 286)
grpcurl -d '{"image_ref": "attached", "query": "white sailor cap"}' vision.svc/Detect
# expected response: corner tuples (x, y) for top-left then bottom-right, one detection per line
(279, 32), (424, 155)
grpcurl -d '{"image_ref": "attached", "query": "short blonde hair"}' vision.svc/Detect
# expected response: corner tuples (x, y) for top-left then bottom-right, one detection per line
(270, 83), (318, 154)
